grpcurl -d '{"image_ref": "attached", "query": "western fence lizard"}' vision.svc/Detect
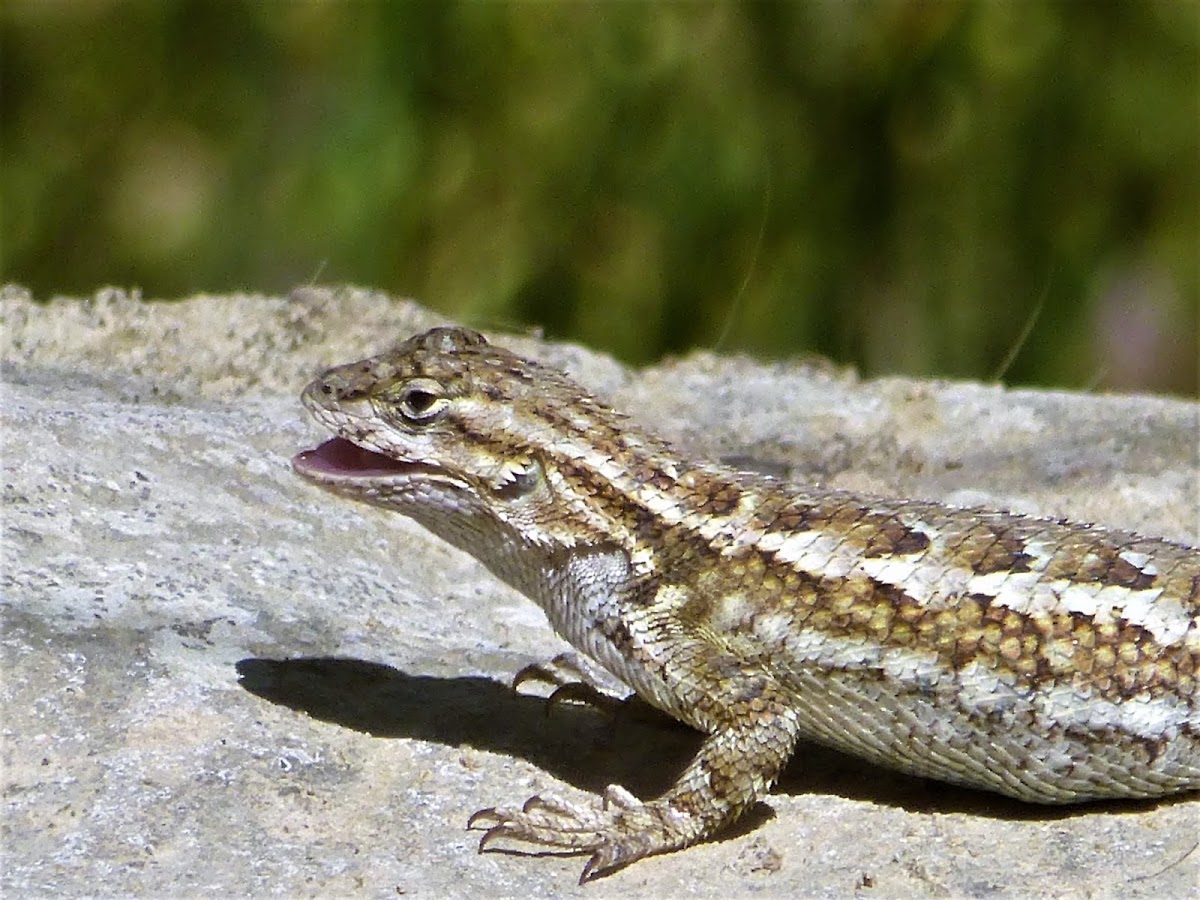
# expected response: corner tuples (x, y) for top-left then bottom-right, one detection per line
(292, 326), (1199, 883)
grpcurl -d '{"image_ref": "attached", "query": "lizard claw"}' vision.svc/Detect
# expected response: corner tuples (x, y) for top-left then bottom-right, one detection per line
(512, 653), (632, 718)
(466, 786), (665, 882)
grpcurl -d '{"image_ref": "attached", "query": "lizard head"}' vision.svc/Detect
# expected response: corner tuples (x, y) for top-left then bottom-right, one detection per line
(292, 326), (641, 551)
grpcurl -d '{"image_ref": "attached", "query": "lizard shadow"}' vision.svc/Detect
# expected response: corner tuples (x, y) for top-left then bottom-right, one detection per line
(237, 656), (1182, 830)
(236, 655), (699, 800)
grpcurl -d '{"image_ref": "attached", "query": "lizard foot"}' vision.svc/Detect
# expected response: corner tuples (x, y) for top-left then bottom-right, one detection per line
(468, 785), (675, 883)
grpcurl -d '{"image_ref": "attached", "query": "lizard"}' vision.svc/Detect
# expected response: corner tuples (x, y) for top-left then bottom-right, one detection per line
(292, 325), (1200, 883)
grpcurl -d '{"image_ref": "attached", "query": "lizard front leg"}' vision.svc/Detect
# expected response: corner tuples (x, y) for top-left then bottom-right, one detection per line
(469, 664), (801, 883)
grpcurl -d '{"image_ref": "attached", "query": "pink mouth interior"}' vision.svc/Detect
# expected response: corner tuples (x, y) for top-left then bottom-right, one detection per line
(293, 437), (412, 477)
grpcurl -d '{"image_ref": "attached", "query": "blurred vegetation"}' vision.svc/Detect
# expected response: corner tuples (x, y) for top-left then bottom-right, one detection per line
(2, 0), (1196, 394)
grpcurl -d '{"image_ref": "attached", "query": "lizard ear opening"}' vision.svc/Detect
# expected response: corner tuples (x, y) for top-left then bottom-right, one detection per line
(493, 459), (545, 501)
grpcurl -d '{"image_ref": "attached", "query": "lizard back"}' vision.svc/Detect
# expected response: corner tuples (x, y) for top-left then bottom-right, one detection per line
(293, 326), (1199, 879)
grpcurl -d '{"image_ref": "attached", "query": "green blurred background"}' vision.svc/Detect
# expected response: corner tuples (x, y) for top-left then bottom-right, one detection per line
(2, 1), (1197, 394)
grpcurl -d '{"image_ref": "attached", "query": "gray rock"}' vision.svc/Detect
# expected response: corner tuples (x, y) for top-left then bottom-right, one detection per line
(2, 285), (1197, 898)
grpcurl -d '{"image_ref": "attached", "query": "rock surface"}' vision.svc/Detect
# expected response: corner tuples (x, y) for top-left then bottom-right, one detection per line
(2, 285), (1197, 898)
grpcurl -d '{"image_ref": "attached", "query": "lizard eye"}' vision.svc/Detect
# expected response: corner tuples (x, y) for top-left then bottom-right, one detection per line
(394, 379), (448, 424)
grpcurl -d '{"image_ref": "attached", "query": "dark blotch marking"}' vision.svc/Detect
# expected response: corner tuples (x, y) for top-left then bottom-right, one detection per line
(771, 506), (822, 533)
(969, 527), (1035, 575)
(1101, 556), (1157, 591)
(861, 518), (930, 557)
(870, 578), (916, 609)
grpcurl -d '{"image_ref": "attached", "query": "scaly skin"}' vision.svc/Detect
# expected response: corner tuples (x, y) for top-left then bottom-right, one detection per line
(293, 326), (1200, 882)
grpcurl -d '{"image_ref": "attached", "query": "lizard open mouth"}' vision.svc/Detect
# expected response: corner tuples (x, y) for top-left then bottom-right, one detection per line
(293, 437), (420, 479)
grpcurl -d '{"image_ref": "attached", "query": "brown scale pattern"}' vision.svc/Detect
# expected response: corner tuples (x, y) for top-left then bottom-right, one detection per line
(297, 326), (1200, 882)
(350, 331), (1200, 712)
(956, 523), (1036, 574)
(860, 517), (932, 557)
(616, 477), (1198, 703)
